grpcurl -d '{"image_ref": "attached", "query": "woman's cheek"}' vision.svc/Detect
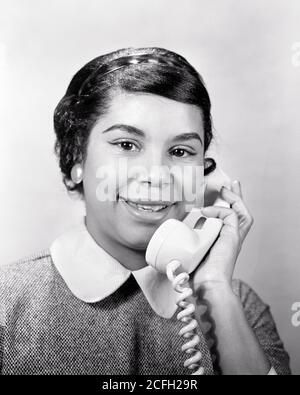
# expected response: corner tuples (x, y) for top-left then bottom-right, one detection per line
(94, 164), (119, 203)
(83, 150), (119, 204)
(172, 165), (205, 210)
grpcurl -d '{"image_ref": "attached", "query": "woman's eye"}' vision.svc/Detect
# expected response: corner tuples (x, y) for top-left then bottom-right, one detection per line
(170, 148), (195, 158)
(111, 142), (195, 157)
(113, 141), (139, 151)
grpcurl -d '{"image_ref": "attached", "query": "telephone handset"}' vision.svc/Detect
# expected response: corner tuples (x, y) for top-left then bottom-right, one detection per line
(145, 197), (230, 375)
(145, 196), (229, 275)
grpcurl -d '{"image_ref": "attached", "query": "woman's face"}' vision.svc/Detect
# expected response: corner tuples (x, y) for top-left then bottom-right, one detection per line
(83, 91), (204, 250)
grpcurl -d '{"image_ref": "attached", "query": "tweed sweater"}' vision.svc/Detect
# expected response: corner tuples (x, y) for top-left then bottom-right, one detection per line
(0, 250), (291, 375)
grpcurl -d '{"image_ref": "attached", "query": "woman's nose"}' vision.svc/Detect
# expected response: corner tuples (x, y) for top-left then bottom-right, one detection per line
(135, 150), (171, 187)
(137, 165), (171, 187)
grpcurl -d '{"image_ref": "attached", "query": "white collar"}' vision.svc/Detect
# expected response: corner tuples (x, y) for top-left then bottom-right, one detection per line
(50, 167), (231, 319)
(50, 219), (181, 319)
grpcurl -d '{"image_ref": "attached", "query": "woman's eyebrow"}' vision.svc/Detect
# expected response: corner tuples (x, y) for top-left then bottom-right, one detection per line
(171, 133), (203, 146)
(102, 124), (145, 138)
(102, 124), (203, 145)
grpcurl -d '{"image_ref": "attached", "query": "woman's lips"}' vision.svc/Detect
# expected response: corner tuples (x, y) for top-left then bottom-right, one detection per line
(118, 196), (177, 221)
(120, 197), (174, 207)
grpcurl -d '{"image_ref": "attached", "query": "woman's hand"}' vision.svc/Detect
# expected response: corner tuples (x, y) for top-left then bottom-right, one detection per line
(189, 180), (254, 292)
(188, 181), (271, 375)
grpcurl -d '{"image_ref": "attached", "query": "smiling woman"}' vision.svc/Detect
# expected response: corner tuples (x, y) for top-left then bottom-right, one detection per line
(53, 48), (214, 196)
(0, 47), (291, 375)
(82, 91), (206, 259)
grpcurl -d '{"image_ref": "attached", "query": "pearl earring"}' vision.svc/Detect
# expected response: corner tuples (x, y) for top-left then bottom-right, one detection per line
(71, 164), (83, 184)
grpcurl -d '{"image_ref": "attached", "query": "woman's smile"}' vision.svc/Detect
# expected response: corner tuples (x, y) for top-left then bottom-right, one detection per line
(118, 195), (178, 222)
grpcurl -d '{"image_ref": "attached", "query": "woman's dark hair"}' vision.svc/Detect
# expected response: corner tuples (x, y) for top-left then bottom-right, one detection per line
(54, 47), (216, 195)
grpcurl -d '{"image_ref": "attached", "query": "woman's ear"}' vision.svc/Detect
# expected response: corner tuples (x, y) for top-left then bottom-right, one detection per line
(71, 163), (83, 184)
(204, 163), (232, 207)
(204, 157), (216, 176)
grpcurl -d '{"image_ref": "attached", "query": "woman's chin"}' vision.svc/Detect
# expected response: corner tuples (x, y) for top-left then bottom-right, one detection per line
(120, 228), (156, 251)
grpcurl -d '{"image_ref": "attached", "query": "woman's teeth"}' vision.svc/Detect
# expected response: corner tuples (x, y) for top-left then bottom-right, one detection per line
(120, 198), (170, 212)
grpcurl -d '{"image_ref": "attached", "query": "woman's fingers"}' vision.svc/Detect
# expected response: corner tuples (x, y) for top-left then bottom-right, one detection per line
(220, 182), (254, 243)
(200, 206), (239, 236)
(231, 180), (243, 199)
(201, 180), (254, 250)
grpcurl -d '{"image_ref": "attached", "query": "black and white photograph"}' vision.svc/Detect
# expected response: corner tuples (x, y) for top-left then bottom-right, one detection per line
(0, 0), (299, 378)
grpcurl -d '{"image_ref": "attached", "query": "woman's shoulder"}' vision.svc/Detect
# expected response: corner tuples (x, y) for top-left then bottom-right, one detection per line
(232, 278), (271, 326)
(0, 250), (55, 294)
(232, 278), (291, 375)
(0, 250), (57, 329)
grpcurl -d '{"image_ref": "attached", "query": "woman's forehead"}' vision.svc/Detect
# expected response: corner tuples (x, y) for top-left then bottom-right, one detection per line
(95, 91), (204, 140)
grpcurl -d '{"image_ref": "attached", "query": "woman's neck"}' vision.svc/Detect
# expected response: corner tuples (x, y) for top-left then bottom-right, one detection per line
(84, 216), (148, 272)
